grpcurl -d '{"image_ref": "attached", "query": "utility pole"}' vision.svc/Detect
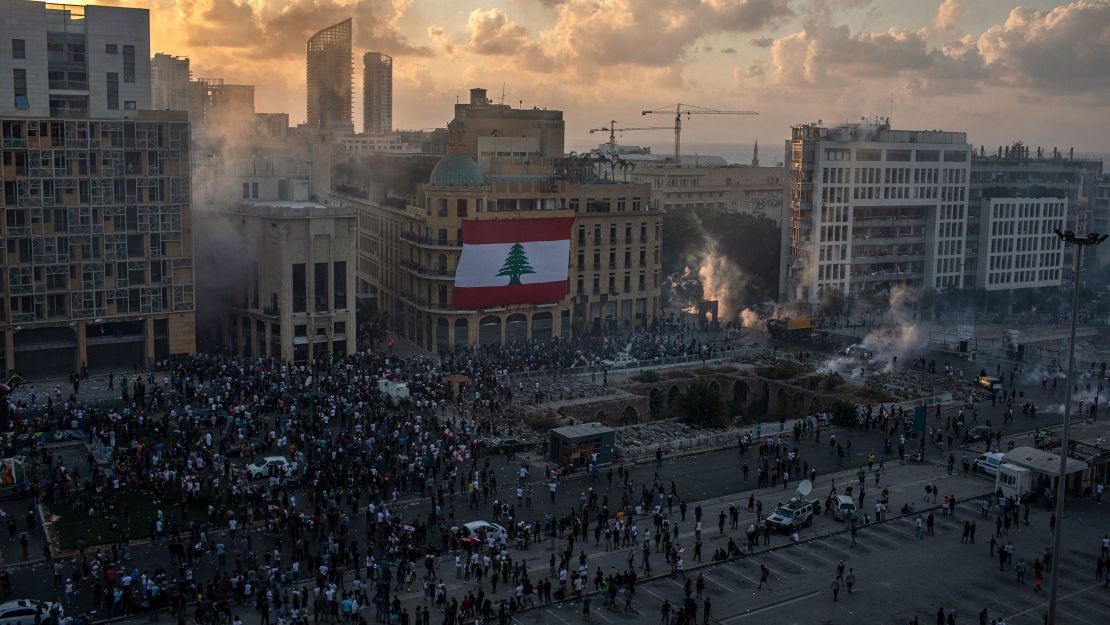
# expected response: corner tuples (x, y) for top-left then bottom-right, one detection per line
(1047, 229), (1107, 625)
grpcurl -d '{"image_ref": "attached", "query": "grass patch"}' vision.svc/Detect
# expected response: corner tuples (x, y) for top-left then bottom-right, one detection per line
(664, 370), (694, 379)
(527, 414), (558, 432)
(754, 363), (806, 380)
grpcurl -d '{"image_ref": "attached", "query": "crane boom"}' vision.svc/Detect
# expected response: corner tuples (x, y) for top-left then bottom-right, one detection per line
(589, 120), (671, 152)
(641, 103), (758, 161)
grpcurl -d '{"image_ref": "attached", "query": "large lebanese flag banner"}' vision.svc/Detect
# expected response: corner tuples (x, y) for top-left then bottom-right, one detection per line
(452, 217), (573, 309)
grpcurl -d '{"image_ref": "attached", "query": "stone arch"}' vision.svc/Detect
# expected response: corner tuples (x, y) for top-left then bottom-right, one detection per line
(506, 313), (528, 342)
(620, 405), (639, 425)
(667, 386), (681, 410)
(732, 380), (750, 413)
(531, 311), (553, 340)
(478, 315), (501, 345)
(595, 410), (607, 421)
(650, 388), (664, 418)
(774, 386), (788, 416)
(709, 381), (721, 396)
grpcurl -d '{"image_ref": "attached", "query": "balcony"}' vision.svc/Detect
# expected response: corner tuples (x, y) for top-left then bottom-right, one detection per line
(400, 231), (462, 249)
(400, 260), (454, 280)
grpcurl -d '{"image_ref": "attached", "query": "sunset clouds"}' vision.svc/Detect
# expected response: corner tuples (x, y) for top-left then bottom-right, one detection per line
(83, 0), (1110, 152)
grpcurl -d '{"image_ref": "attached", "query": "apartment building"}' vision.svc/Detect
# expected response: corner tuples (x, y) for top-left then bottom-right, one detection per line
(340, 154), (661, 351)
(222, 200), (356, 362)
(448, 88), (565, 168)
(780, 121), (972, 304)
(1, 2), (194, 379)
(1, 1), (151, 120)
(628, 160), (784, 223)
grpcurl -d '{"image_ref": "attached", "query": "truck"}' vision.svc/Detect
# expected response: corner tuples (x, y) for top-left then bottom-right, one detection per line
(766, 317), (815, 341)
(377, 379), (410, 405)
(995, 462), (1033, 501)
(766, 497), (817, 531)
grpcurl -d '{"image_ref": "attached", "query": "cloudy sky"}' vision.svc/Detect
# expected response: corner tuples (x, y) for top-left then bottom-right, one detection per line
(88, 0), (1110, 156)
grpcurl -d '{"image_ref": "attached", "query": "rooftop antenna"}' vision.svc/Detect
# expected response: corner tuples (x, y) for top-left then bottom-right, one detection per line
(889, 90), (894, 126)
(500, 83), (505, 105)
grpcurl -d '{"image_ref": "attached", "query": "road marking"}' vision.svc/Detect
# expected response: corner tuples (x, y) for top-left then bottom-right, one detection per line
(638, 584), (669, 602)
(1059, 609), (1102, 625)
(768, 550), (807, 571)
(792, 543), (837, 565)
(703, 573), (733, 593)
(717, 590), (821, 622)
(810, 539), (856, 559)
(591, 606), (613, 623)
(540, 606), (576, 625)
(1002, 581), (1106, 621)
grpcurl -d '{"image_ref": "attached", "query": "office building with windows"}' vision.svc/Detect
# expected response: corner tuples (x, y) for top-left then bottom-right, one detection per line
(780, 121), (972, 304)
(306, 19), (353, 132)
(0, 1), (194, 378)
(362, 52), (392, 135)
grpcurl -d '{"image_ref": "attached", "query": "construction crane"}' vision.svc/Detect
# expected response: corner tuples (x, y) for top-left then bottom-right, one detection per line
(589, 120), (671, 152)
(641, 104), (758, 162)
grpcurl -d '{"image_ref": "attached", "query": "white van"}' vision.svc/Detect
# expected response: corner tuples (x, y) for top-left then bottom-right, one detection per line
(974, 452), (1005, 476)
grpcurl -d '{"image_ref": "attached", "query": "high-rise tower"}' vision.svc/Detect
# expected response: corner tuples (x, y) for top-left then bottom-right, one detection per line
(362, 52), (392, 135)
(306, 18), (352, 131)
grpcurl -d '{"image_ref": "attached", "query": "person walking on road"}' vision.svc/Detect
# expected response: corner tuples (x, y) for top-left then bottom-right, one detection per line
(831, 578), (841, 601)
(758, 564), (772, 590)
(845, 568), (856, 594)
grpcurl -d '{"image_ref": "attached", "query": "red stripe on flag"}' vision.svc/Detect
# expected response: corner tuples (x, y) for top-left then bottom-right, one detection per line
(462, 217), (574, 245)
(451, 281), (566, 309)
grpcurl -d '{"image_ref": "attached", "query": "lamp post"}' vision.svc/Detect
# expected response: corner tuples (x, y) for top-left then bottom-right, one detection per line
(1047, 229), (1107, 625)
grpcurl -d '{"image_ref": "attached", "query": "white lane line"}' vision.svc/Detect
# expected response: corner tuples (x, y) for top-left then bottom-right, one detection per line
(717, 590), (822, 622)
(703, 573), (733, 593)
(638, 584), (669, 602)
(768, 550), (807, 571)
(792, 543), (837, 565)
(1002, 581), (1107, 621)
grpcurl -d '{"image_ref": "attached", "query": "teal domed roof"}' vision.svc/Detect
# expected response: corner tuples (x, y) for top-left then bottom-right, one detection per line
(428, 154), (487, 187)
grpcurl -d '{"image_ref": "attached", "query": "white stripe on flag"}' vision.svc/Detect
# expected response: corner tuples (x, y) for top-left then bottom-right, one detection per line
(454, 240), (569, 288)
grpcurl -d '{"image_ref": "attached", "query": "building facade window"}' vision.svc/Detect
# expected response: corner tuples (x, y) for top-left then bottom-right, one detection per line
(13, 69), (28, 109)
(106, 72), (119, 110)
(122, 45), (136, 82)
(12, 39), (25, 59)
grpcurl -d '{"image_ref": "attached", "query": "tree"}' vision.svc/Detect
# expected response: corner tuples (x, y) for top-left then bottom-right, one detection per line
(497, 243), (535, 285)
(675, 382), (729, 428)
(829, 400), (857, 428)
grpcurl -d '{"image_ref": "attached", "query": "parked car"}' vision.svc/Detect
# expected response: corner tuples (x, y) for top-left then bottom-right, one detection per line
(830, 494), (858, 521)
(488, 437), (533, 453)
(964, 426), (994, 443)
(0, 600), (62, 625)
(247, 456), (290, 479)
(766, 498), (816, 531)
(462, 520), (507, 539)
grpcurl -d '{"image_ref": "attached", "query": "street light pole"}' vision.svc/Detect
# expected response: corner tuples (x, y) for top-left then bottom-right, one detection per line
(1047, 230), (1107, 625)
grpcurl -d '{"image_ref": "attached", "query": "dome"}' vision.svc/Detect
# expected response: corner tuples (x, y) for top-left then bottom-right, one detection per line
(428, 154), (487, 187)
